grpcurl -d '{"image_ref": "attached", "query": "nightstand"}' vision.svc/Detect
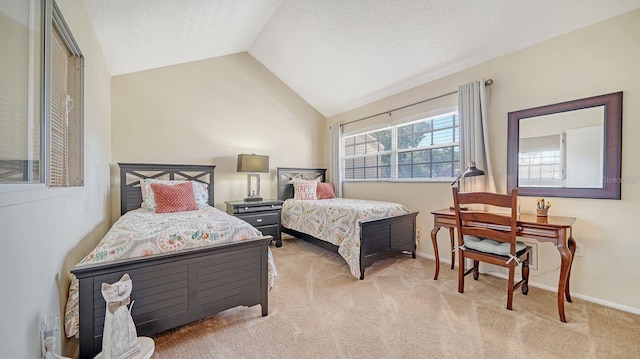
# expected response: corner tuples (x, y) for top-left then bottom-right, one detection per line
(225, 199), (283, 247)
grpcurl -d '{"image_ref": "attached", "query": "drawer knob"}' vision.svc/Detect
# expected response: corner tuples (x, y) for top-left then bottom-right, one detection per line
(244, 207), (249, 210)
(257, 219), (263, 223)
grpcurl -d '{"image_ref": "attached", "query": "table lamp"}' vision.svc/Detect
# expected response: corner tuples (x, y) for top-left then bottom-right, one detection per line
(450, 162), (485, 210)
(237, 153), (269, 202)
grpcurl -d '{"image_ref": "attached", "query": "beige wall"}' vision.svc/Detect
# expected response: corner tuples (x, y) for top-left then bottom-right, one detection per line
(328, 9), (640, 313)
(111, 53), (326, 217)
(0, 0), (112, 357)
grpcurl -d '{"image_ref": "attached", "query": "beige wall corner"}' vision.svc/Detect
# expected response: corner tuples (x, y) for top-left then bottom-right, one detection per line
(327, 9), (640, 313)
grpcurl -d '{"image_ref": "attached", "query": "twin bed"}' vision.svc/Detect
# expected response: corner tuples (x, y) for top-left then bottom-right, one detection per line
(277, 167), (418, 280)
(68, 164), (418, 358)
(69, 164), (273, 359)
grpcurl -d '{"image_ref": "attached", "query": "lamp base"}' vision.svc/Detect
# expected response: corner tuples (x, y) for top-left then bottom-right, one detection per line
(244, 197), (263, 202)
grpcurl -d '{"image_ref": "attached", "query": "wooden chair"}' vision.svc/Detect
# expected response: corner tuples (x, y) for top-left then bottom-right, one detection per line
(452, 188), (531, 310)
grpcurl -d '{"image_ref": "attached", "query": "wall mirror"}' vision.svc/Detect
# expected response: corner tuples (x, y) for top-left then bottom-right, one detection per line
(507, 92), (622, 199)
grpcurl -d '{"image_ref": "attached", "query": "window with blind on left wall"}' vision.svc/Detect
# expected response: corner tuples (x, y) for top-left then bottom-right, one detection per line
(0, 0), (83, 187)
(47, 0), (83, 187)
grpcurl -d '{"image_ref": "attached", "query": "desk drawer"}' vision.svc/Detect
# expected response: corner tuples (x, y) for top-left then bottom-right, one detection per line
(237, 212), (279, 227)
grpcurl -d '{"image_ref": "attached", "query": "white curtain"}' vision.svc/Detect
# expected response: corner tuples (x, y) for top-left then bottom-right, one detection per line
(458, 81), (496, 193)
(330, 124), (343, 197)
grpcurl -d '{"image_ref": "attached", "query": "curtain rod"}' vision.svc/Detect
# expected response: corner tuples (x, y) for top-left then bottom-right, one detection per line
(340, 79), (493, 127)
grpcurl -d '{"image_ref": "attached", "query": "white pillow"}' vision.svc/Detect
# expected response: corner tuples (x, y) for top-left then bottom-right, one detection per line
(141, 179), (209, 210)
(293, 180), (318, 200)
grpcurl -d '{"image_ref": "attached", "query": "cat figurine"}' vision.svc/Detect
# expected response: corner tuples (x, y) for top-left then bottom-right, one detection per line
(101, 273), (140, 359)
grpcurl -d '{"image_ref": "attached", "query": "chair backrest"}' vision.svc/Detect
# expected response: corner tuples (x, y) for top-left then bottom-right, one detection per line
(452, 188), (519, 252)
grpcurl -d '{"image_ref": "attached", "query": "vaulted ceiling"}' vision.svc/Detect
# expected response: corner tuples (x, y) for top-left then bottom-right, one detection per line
(84, 0), (640, 117)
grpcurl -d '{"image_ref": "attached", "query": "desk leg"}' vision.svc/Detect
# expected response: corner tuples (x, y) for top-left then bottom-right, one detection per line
(566, 235), (576, 303)
(449, 228), (455, 270)
(556, 228), (573, 323)
(431, 225), (442, 280)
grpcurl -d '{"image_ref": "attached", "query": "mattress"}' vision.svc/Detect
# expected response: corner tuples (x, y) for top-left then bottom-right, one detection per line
(281, 198), (410, 278)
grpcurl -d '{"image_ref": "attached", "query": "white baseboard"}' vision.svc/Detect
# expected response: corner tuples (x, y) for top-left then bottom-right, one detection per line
(416, 252), (640, 315)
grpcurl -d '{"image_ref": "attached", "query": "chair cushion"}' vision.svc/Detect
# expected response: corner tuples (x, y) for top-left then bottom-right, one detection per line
(464, 236), (527, 256)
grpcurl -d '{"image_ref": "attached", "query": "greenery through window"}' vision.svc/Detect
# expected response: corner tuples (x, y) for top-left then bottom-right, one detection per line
(343, 112), (460, 181)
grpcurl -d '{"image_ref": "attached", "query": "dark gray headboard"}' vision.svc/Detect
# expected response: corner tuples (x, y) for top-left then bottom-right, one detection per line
(119, 163), (216, 215)
(276, 167), (326, 201)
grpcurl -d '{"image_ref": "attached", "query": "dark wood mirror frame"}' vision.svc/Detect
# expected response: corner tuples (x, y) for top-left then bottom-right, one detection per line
(507, 92), (623, 199)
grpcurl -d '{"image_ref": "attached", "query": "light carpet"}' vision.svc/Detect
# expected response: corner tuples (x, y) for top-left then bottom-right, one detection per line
(153, 236), (640, 358)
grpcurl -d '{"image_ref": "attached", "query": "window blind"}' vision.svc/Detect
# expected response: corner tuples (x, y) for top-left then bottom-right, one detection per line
(66, 50), (82, 186)
(48, 20), (82, 188)
(50, 27), (69, 187)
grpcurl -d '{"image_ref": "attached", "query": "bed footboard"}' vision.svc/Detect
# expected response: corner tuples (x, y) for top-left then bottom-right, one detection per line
(359, 212), (418, 279)
(282, 212), (418, 280)
(72, 237), (271, 359)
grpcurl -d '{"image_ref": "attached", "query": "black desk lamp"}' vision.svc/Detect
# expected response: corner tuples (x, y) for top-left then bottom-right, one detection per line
(450, 162), (485, 210)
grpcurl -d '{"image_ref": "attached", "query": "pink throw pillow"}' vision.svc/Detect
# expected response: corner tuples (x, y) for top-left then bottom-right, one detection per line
(316, 182), (336, 199)
(293, 180), (318, 200)
(150, 182), (198, 213)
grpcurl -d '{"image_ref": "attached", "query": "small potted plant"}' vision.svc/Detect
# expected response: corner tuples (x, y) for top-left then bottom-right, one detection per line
(536, 198), (551, 217)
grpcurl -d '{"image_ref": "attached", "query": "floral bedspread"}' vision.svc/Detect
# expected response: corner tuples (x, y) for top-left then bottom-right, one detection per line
(64, 206), (277, 338)
(281, 198), (410, 279)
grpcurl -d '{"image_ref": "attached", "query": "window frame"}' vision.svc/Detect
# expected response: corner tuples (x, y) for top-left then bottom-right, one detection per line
(43, 0), (84, 187)
(342, 110), (460, 183)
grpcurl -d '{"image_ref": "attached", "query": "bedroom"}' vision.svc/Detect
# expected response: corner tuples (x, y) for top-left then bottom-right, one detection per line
(1, 0), (639, 358)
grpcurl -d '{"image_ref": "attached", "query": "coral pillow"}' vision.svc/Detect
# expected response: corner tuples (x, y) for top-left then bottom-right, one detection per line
(293, 180), (318, 200)
(142, 179), (208, 210)
(150, 182), (198, 213)
(316, 182), (336, 199)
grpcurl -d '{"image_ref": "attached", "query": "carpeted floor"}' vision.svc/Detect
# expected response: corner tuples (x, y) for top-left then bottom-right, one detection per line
(153, 236), (640, 358)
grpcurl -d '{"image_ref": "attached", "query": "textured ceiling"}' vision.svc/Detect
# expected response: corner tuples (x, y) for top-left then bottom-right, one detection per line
(84, 0), (640, 117)
(84, 0), (284, 75)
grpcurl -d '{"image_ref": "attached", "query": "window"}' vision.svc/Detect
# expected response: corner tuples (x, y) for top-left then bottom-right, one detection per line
(343, 128), (392, 180)
(343, 112), (460, 181)
(518, 134), (565, 187)
(0, 0), (83, 187)
(0, 0), (42, 183)
(48, 2), (83, 187)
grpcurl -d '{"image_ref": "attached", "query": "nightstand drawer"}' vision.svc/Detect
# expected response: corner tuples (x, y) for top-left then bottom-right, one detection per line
(234, 203), (282, 214)
(258, 224), (280, 239)
(237, 212), (279, 227)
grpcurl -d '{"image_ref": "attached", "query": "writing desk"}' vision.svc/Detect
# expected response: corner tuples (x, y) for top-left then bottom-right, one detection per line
(430, 208), (577, 322)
